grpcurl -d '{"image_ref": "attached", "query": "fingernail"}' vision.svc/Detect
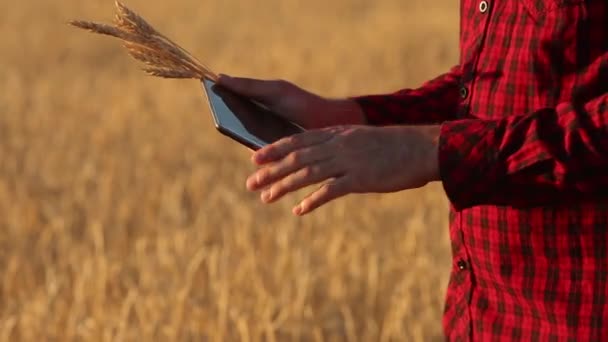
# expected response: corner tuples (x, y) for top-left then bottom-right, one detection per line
(293, 205), (302, 215)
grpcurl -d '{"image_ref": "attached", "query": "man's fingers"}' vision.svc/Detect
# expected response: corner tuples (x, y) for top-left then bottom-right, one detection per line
(247, 145), (333, 191)
(261, 160), (340, 203)
(218, 74), (287, 103)
(253, 130), (333, 165)
(293, 177), (350, 216)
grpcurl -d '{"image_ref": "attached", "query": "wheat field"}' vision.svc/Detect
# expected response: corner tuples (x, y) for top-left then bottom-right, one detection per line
(0, 0), (459, 341)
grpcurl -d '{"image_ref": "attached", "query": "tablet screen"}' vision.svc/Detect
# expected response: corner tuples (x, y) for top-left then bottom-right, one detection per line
(202, 78), (305, 150)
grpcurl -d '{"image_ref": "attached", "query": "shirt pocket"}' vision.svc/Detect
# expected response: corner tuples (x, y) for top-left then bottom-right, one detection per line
(519, 0), (586, 22)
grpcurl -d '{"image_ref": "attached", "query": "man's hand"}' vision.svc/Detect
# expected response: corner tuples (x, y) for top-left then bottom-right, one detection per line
(246, 125), (441, 216)
(218, 74), (366, 129)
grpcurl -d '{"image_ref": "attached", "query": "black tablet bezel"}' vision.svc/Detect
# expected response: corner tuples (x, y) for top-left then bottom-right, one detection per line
(200, 78), (305, 151)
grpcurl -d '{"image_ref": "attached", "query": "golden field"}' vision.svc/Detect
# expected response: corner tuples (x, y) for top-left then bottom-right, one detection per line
(0, 0), (459, 340)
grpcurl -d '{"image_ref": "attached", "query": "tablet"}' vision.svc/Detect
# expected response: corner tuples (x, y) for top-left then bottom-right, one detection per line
(201, 78), (306, 150)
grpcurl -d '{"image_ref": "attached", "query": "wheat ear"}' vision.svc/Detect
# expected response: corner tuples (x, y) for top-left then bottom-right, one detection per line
(70, 1), (218, 81)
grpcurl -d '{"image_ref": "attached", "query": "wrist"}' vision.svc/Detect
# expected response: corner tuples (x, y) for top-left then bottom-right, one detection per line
(317, 98), (366, 128)
(417, 125), (441, 183)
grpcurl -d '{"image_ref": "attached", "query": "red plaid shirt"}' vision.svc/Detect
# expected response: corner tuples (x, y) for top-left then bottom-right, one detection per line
(355, 0), (608, 340)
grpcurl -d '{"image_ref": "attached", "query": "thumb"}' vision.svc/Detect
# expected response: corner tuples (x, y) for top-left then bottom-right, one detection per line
(217, 74), (286, 103)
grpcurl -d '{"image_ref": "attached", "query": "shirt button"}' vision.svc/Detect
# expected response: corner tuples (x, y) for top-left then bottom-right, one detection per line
(479, 1), (489, 13)
(457, 259), (468, 271)
(459, 86), (469, 100)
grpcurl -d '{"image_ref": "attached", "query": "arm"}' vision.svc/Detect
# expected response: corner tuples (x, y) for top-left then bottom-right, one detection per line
(353, 65), (462, 126)
(439, 91), (608, 211)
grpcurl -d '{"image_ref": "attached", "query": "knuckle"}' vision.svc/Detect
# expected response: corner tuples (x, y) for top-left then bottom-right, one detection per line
(322, 181), (345, 197)
(280, 135), (298, 148)
(287, 152), (302, 166)
(299, 165), (317, 179)
(301, 166), (314, 178)
(320, 183), (334, 195)
(272, 79), (291, 94)
(261, 145), (276, 158)
(287, 133), (307, 146)
(256, 169), (268, 183)
(271, 184), (283, 197)
(275, 179), (295, 198)
(276, 79), (291, 89)
(287, 135), (299, 145)
(278, 178), (293, 191)
(312, 164), (324, 175)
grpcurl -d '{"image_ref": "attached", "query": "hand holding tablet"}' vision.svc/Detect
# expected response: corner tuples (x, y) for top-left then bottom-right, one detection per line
(201, 77), (305, 150)
(201, 75), (368, 151)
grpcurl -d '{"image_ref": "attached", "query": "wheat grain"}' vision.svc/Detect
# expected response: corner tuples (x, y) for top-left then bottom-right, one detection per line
(124, 39), (209, 77)
(70, 1), (218, 81)
(114, 1), (159, 37)
(123, 43), (192, 73)
(70, 20), (129, 40)
(142, 68), (196, 79)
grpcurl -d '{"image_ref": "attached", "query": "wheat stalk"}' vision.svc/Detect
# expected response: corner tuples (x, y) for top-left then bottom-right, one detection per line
(70, 1), (218, 81)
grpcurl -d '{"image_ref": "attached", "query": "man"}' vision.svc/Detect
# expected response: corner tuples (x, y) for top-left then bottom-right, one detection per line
(219, 0), (607, 340)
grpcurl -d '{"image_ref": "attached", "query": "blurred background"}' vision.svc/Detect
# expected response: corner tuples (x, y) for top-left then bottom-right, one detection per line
(0, 0), (458, 340)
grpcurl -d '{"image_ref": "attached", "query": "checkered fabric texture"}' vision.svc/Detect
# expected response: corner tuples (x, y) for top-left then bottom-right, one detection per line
(355, 0), (608, 340)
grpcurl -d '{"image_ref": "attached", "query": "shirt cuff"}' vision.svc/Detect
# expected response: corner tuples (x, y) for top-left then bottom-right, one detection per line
(350, 95), (394, 126)
(438, 118), (503, 211)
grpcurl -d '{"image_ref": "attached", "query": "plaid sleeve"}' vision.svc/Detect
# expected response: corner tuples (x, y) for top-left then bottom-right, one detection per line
(352, 65), (462, 125)
(440, 92), (608, 211)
